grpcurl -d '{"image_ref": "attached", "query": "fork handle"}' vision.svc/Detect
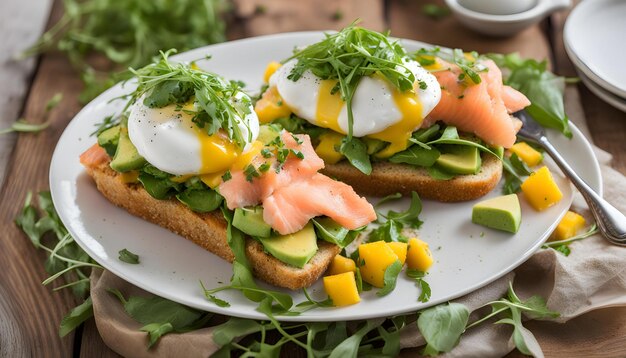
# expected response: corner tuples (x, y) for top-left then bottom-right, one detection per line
(538, 136), (626, 246)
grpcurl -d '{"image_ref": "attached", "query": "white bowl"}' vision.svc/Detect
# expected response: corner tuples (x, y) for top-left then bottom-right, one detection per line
(445, 0), (571, 37)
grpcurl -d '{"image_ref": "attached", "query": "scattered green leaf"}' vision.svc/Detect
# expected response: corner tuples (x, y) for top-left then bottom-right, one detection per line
(118, 248), (140, 264)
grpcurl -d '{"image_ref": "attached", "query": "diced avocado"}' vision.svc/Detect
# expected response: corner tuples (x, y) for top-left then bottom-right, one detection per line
(233, 206), (271, 238)
(110, 128), (147, 173)
(97, 125), (121, 157)
(436, 145), (481, 175)
(490, 145), (504, 159)
(363, 137), (387, 155)
(472, 194), (521, 233)
(257, 124), (281, 145)
(259, 223), (318, 268)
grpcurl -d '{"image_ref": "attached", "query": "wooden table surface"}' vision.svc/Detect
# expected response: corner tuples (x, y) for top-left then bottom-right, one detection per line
(1, 0), (624, 357)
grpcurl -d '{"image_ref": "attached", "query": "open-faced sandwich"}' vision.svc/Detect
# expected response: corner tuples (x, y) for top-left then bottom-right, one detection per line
(80, 51), (377, 290)
(255, 24), (531, 201)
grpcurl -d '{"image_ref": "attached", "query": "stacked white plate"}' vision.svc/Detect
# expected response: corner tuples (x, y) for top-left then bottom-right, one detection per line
(564, 0), (626, 112)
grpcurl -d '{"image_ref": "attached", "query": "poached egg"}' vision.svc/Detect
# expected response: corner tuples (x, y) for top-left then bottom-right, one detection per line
(265, 58), (441, 156)
(127, 92), (260, 176)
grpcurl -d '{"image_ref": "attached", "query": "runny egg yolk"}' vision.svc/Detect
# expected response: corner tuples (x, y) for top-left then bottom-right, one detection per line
(179, 101), (240, 174)
(314, 79), (424, 158)
(315, 80), (345, 134)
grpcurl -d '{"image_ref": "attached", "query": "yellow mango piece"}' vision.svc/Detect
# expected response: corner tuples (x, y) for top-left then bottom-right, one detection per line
(510, 142), (543, 167)
(263, 61), (282, 83)
(387, 242), (408, 265)
(254, 86), (292, 123)
(550, 211), (586, 241)
(200, 172), (225, 189)
(327, 255), (356, 276)
(521, 166), (563, 211)
(119, 170), (139, 184)
(406, 238), (433, 272)
(358, 241), (399, 288)
(323, 271), (361, 307)
(315, 132), (345, 164)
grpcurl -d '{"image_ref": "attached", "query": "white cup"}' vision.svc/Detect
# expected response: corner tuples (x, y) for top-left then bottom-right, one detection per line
(458, 0), (538, 15)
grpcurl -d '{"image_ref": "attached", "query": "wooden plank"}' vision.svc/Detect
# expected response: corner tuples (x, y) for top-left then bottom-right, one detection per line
(0, 0), (52, 188)
(80, 320), (122, 358)
(0, 1), (83, 356)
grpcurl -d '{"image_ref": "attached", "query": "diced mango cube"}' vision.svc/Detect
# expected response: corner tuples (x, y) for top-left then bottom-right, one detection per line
(358, 241), (399, 288)
(327, 255), (356, 276)
(521, 166), (563, 211)
(510, 142), (543, 167)
(263, 61), (282, 83)
(315, 132), (345, 164)
(406, 238), (433, 272)
(550, 211), (586, 241)
(254, 86), (292, 123)
(387, 242), (408, 265)
(323, 271), (360, 307)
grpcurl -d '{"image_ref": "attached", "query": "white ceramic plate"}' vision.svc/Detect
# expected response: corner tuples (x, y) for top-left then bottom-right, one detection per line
(564, 0), (626, 98)
(50, 32), (601, 322)
(576, 66), (626, 113)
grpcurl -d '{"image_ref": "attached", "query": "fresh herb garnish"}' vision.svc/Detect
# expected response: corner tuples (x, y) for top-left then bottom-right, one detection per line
(108, 288), (212, 348)
(244, 164), (260, 182)
(129, 50), (252, 148)
(0, 92), (63, 135)
(502, 153), (532, 194)
(377, 260), (403, 297)
(369, 191), (423, 243)
(418, 302), (470, 356)
(407, 268), (431, 303)
(118, 248), (140, 264)
(286, 21), (415, 138)
(221, 170), (232, 182)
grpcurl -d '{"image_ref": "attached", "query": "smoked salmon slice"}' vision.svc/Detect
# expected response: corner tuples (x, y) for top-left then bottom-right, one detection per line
(219, 131), (376, 234)
(219, 131), (324, 209)
(425, 59), (530, 148)
(262, 173), (377, 235)
(80, 144), (109, 168)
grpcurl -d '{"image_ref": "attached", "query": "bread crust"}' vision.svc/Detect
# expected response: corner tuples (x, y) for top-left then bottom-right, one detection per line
(84, 162), (340, 290)
(321, 153), (502, 201)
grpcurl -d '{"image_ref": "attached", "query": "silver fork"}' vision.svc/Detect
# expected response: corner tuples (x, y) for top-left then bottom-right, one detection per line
(515, 110), (626, 246)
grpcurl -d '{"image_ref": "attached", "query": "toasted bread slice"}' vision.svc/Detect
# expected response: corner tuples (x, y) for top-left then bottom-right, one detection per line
(321, 153), (502, 202)
(84, 161), (340, 290)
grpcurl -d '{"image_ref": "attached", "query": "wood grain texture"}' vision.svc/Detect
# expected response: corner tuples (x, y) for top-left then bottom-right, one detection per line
(0, 0), (52, 188)
(0, 1), (83, 356)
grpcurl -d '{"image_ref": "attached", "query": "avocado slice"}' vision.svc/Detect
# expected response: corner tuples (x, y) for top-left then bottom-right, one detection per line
(97, 125), (121, 157)
(233, 206), (271, 238)
(472, 194), (521, 233)
(257, 124), (281, 145)
(363, 137), (387, 155)
(436, 145), (481, 175)
(259, 223), (318, 268)
(110, 128), (147, 173)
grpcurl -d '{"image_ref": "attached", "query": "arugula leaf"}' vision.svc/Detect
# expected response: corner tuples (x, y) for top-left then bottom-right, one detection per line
(502, 153), (532, 194)
(489, 53), (571, 138)
(542, 223), (598, 256)
(118, 249), (140, 264)
(553, 245), (571, 256)
(385, 191), (423, 228)
(312, 218), (360, 248)
(206, 294), (230, 307)
(339, 137), (372, 175)
(175, 188), (223, 212)
(138, 172), (179, 199)
(0, 119), (51, 135)
(368, 219), (407, 243)
(389, 145), (440, 167)
(426, 165), (455, 180)
(328, 320), (379, 358)
(418, 302), (470, 356)
(212, 318), (266, 346)
(377, 260), (403, 297)
(286, 22), (415, 137)
(59, 297), (93, 337)
(108, 288), (210, 347)
(407, 269), (432, 303)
